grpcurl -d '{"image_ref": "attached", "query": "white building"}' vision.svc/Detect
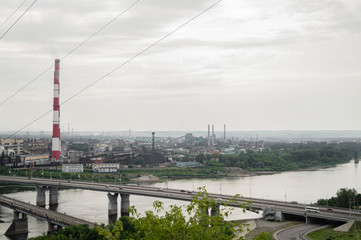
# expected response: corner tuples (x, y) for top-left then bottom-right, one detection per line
(0, 146), (4, 155)
(92, 163), (119, 173)
(62, 164), (83, 173)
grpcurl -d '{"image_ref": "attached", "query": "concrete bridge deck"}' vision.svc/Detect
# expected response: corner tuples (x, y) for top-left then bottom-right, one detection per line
(0, 175), (360, 224)
(0, 195), (94, 228)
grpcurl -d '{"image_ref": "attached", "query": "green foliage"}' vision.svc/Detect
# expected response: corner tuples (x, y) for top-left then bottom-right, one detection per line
(112, 145), (124, 152)
(30, 188), (248, 240)
(29, 224), (103, 240)
(195, 153), (205, 164)
(68, 143), (89, 152)
(196, 142), (361, 172)
(134, 156), (144, 165)
(254, 232), (272, 240)
(0, 166), (10, 174)
(127, 186), (247, 240)
(316, 188), (360, 208)
(308, 224), (361, 240)
(96, 221), (123, 240)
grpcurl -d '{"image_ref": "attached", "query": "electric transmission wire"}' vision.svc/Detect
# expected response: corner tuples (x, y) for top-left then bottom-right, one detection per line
(0, 0), (28, 30)
(0, 0), (38, 40)
(4, 0), (223, 140)
(0, 0), (140, 108)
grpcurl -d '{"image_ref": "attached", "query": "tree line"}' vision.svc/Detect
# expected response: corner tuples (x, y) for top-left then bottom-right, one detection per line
(316, 188), (361, 209)
(195, 142), (361, 171)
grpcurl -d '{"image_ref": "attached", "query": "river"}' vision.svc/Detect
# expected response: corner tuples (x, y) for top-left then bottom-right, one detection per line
(0, 160), (359, 239)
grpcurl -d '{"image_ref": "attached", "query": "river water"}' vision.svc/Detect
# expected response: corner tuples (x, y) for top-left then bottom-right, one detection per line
(0, 160), (359, 239)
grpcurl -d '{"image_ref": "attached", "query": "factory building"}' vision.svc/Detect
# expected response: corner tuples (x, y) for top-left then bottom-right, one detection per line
(62, 164), (84, 173)
(0, 139), (24, 156)
(92, 163), (120, 173)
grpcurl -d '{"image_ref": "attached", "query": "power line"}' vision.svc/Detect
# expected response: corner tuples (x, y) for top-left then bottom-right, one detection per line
(0, 0), (140, 108)
(0, 0), (28, 30)
(4, 0), (223, 140)
(0, 0), (38, 41)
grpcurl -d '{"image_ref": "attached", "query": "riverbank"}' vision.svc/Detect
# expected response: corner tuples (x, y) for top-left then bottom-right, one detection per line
(0, 160), (351, 185)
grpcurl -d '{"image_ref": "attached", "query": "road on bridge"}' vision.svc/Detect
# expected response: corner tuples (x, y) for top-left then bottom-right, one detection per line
(0, 176), (360, 224)
(0, 195), (94, 228)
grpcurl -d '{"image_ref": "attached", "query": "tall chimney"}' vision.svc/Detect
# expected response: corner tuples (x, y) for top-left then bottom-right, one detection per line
(224, 124), (226, 141)
(212, 125), (215, 146)
(255, 134), (258, 148)
(152, 132), (155, 151)
(208, 124), (210, 146)
(51, 59), (61, 161)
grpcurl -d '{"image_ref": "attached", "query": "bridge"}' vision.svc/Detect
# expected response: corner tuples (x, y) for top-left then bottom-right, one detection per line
(0, 176), (360, 233)
(0, 194), (94, 236)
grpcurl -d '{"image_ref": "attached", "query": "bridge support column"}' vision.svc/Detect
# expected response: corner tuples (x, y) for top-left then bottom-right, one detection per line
(107, 193), (118, 217)
(263, 208), (283, 221)
(47, 223), (63, 235)
(210, 203), (220, 217)
(36, 185), (46, 207)
(4, 211), (28, 236)
(48, 222), (55, 235)
(49, 186), (59, 206)
(120, 194), (130, 217)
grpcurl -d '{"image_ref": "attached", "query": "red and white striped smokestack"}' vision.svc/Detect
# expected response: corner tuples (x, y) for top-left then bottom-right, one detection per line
(51, 59), (61, 160)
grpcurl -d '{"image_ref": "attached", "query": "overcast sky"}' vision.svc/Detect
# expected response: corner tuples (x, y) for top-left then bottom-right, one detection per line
(1, 0), (361, 133)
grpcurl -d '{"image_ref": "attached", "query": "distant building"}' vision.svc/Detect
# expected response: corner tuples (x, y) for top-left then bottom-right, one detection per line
(0, 146), (5, 155)
(68, 151), (81, 162)
(92, 163), (119, 173)
(94, 144), (109, 153)
(176, 162), (199, 168)
(90, 157), (104, 164)
(22, 154), (49, 165)
(0, 139), (23, 156)
(62, 164), (83, 173)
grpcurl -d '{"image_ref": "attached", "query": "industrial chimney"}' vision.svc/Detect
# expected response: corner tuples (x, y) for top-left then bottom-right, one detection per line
(152, 132), (155, 151)
(51, 59), (61, 161)
(208, 124), (210, 146)
(212, 125), (215, 146)
(224, 124), (226, 141)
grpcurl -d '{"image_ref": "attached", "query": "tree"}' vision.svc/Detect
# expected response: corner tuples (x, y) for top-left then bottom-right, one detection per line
(336, 188), (357, 208)
(69, 143), (89, 152)
(29, 188), (249, 240)
(112, 146), (124, 152)
(127, 186), (247, 240)
(254, 232), (272, 240)
(134, 157), (144, 165)
(29, 224), (102, 240)
(195, 153), (205, 164)
(316, 188), (361, 208)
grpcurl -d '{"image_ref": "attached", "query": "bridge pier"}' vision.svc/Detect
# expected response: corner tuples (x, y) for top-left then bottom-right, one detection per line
(48, 222), (64, 235)
(107, 193), (118, 217)
(263, 207), (283, 221)
(49, 186), (59, 206)
(305, 215), (310, 224)
(4, 211), (28, 236)
(36, 186), (46, 207)
(120, 194), (130, 217)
